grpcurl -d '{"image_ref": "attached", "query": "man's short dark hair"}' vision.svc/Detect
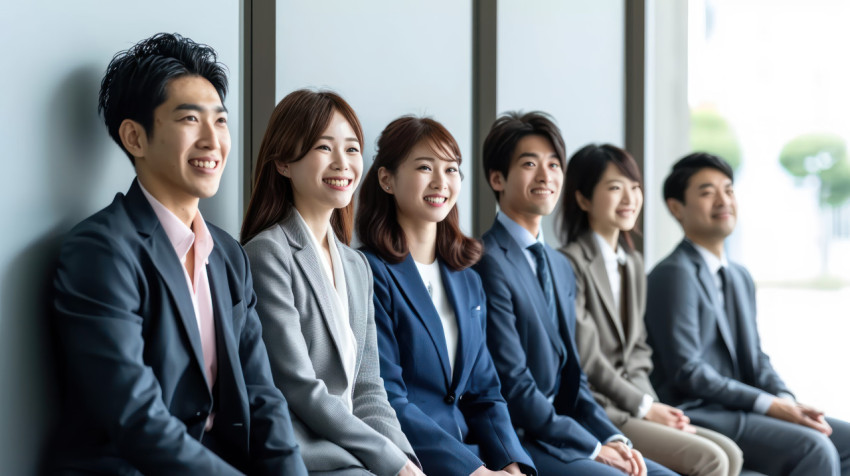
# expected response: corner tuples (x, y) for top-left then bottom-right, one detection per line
(663, 152), (734, 203)
(98, 32), (228, 164)
(482, 111), (566, 202)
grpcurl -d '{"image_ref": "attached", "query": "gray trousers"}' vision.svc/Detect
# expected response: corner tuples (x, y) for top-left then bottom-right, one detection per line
(688, 409), (850, 476)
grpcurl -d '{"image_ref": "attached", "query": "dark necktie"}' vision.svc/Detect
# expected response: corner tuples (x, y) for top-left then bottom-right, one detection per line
(527, 242), (558, 329)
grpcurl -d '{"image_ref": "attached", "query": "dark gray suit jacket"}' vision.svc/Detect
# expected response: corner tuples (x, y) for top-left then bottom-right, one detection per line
(244, 211), (416, 476)
(561, 232), (657, 426)
(51, 179), (306, 475)
(645, 239), (791, 412)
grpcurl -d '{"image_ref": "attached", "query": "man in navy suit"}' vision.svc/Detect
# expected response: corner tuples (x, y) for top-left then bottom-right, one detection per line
(50, 33), (306, 475)
(474, 112), (674, 476)
(646, 152), (850, 475)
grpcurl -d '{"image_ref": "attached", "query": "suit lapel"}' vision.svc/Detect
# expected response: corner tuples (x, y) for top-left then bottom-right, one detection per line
(340, 246), (366, 372)
(440, 262), (470, 389)
(579, 234), (626, 344)
(386, 255), (452, 387)
(683, 242), (738, 363)
(623, 253), (643, 350)
(282, 214), (349, 374)
(126, 180), (207, 381)
(492, 222), (565, 357)
(725, 265), (756, 380)
(206, 246), (250, 435)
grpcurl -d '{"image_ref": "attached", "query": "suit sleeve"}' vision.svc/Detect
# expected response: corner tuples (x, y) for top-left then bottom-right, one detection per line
(474, 253), (599, 459)
(53, 230), (242, 475)
(739, 267), (792, 397)
(565, 252), (647, 416)
(245, 237), (408, 476)
(369, 258), (486, 476)
(645, 263), (767, 410)
(235, 245), (308, 476)
(461, 274), (536, 475)
(350, 253), (421, 470)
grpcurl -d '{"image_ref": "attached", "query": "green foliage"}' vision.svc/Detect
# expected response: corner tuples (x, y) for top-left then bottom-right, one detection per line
(690, 107), (742, 171)
(778, 133), (850, 206)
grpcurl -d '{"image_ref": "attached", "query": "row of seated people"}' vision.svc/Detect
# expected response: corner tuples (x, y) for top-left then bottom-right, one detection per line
(49, 33), (850, 476)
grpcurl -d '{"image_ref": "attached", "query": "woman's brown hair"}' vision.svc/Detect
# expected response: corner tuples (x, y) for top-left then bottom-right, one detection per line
(356, 116), (482, 270)
(240, 89), (363, 245)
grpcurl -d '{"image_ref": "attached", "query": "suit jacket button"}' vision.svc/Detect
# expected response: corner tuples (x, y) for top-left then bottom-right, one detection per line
(444, 392), (456, 404)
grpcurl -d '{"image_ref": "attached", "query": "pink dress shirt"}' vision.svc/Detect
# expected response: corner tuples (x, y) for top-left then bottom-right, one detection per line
(139, 184), (217, 428)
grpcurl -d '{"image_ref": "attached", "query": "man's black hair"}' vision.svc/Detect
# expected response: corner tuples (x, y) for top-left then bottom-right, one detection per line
(97, 32), (228, 164)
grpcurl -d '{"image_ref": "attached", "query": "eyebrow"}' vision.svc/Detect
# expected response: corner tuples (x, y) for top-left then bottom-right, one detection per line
(319, 135), (360, 142)
(174, 103), (228, 114)
(415, 155), (457, 163)
(516, 152), (559, 160)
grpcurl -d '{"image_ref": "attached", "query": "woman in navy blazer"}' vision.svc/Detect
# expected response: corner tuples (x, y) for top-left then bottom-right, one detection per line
(357, 116), (535, 476)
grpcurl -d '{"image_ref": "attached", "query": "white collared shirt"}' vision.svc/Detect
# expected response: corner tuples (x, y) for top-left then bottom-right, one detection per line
(294, 210), (357, 411)
(591, 232), (628, 313)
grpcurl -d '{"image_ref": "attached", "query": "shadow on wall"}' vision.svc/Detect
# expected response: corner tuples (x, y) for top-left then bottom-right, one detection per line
(0, 65), (110, 474)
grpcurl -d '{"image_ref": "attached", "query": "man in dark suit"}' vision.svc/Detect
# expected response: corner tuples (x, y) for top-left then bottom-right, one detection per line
(50, 33), (306, 475)
(646, 152), (850, 475)
(474, 111), (675, 476)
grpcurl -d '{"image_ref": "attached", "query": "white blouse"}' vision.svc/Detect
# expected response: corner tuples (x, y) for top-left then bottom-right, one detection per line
(415, 259), (459, 373)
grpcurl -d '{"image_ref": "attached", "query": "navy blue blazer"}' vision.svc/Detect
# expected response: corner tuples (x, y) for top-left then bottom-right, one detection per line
(475, 220), (620, 463)
(51, 179), (306, 475)
(645, 239), (791, 411)
(363, 251), (535, 476)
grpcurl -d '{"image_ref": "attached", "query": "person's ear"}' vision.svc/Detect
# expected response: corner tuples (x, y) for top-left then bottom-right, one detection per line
(666, 198), (684, 222)
(118, 119), (146, 160)
(275, 161), (290, 178)
(576, 190), (592, 212)
(378, 167), (394, 194)
(489, 170), (505, 193)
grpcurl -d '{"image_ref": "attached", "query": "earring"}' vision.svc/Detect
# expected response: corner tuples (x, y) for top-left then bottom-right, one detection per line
(385, 186), (390, 191)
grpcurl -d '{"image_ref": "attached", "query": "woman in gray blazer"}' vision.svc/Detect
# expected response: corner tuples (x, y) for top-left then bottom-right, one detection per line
(558, 144), (742, 476)
(240, 89), (423, 476)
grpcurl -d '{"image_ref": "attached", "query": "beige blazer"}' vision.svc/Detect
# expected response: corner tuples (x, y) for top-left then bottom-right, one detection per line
(561, 232), (658, 426)
(244, 211), (416, 475)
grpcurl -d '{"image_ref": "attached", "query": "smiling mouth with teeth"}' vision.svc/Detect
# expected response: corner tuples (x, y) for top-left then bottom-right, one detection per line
(190, 159), (217, 169)
(424, 196), (447, 204)
(323, 178), (352, 188)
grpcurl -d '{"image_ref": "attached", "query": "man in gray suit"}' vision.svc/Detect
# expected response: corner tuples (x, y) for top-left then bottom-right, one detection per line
(646, 152), (850, 475)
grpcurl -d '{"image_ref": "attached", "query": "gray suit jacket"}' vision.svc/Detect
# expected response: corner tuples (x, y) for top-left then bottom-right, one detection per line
(244, 211), (416, 476)
(561, 233), (656, 426)
(645, 239), (791, 411)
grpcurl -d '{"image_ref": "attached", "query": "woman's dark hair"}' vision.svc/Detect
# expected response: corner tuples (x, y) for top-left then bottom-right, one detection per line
(357, 116), (482, 270)
(241, 89), (363, 245)
(559, 143), (643, 250)
(98, 32), (228, 164)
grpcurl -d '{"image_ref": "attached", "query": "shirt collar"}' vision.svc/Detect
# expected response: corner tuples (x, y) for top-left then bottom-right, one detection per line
(689, 239), (728, 275)
(497, 211), (544, 250)
(592, 232), (627, 267)
(139, 181), (213, 264)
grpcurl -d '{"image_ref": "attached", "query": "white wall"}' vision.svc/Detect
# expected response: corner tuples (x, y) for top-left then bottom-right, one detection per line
(276, 0), (473, 234)
(0, 2), (242, 472)
(497, 0), (626, 246)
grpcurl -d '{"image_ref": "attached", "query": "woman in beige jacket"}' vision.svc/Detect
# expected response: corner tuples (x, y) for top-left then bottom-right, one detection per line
(558, 144), (742, 476)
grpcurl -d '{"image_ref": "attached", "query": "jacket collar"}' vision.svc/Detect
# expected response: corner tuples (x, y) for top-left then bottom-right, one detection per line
(489, 220), (566, 357)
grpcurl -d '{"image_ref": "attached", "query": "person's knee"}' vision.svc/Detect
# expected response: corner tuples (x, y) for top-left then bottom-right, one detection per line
(800, 430), (841, 471)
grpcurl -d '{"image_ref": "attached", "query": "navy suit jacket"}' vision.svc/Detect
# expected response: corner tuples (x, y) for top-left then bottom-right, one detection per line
(51, 179), (306, 475)
(645, 239), (791, 411)
(475, 220), (620, 463)
(363, 251), (535, 476)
